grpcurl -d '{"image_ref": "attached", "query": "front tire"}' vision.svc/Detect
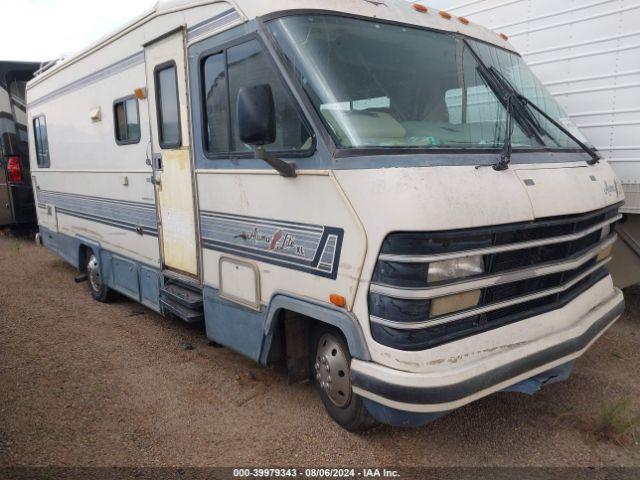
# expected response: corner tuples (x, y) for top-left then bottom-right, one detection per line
(86, 252), (113, 302)
(312, 326), (378, 432)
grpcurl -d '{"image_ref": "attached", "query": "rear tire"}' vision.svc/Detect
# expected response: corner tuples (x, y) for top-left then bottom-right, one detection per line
(311, 325), (378, 432)
(86, 251), (113, 303)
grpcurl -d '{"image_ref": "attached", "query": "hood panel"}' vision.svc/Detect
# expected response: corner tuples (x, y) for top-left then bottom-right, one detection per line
(334, 162), (624, 255)
(334, 165), (535, 249)
(513, 163), (624, 218)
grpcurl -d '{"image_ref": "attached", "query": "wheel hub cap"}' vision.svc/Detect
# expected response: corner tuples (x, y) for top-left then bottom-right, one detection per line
(88, 255), (101, 292)
(315, 333), (351, 408)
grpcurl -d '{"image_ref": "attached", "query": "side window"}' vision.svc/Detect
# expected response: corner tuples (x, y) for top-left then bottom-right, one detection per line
(202, 39), (312, 155)
(114, 97), (140, 145)
(202, 52), (229, 154)
(33, 116), (50, 168)
(155, 63), (181, 148)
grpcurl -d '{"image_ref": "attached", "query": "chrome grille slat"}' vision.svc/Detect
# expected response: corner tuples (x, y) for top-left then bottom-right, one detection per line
(370, 256), (612, 331)
(369, 203), (622, 351)
(378, 214), (621, 264)
(370, 233), (616, 300)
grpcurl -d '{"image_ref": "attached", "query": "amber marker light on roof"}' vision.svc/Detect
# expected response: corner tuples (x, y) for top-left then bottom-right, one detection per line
(459, 16), (470, 25)
(413, 3), (428, 13)
(330, 294), (347, 308)
(500, 33), (509, 40)
(439, 10), (452, 19)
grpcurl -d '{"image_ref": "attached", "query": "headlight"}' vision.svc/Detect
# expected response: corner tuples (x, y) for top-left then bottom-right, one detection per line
(427, 255), (484, 283)
(597, 244), (613, 262)
(596, 224), (613, 262)
(428, 256), (484, 316)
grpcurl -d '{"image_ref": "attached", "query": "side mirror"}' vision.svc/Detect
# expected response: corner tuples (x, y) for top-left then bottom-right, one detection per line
(237, 84), (276, 146)
(236, 84), (296, 178)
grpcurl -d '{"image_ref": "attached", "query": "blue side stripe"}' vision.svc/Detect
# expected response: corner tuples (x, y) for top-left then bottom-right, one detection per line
(37, 190), (158, 237)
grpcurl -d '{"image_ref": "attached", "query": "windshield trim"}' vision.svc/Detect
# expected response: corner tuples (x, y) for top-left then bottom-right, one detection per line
(260, 9), (517, 55)
(330, 152), (592, 171)
(333, 146), (586, 160)
(262, 11), (583, 159)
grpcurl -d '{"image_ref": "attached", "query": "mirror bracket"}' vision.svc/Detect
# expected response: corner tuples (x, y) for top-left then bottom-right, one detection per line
(254, 146), (297, 178)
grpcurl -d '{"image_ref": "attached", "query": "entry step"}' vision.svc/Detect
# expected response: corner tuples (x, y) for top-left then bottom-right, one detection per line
(160, 280), (204, 324)
(160, 283), (203, 309)
(159, 297), (203, 324)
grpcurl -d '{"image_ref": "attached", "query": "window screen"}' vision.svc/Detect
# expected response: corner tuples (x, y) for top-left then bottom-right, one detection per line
(33, 116), (50, 168)
(114, 97), (140, 144)
(155, 64), (181, 148)
(202, 39), (312, 155)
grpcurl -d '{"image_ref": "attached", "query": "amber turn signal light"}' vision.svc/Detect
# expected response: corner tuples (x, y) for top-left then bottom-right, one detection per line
(330, 294), (346, 308)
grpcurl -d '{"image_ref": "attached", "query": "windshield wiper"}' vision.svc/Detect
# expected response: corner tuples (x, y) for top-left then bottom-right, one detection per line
(486, 66), (601, 166)
(475, 64), (541, 170)
(495, 95), (514, 170)
(513, 91), (600, 165)
(466, 44), (543, 169)
(464, 40), (600, 168)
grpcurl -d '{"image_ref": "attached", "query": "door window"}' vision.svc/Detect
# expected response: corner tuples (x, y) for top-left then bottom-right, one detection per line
(155, 63), (181, 148)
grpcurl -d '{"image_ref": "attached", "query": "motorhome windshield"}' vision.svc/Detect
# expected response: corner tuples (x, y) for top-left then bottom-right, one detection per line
(268, 15), (582, 153)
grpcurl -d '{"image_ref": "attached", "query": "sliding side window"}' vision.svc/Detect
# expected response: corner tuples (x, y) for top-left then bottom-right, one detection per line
(33, 116), (50, 168)
(202, 39), (312, 156)
(114, 97), (141, 145)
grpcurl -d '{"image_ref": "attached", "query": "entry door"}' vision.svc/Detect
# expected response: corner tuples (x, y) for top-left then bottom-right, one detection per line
(145, 29), (199, 277)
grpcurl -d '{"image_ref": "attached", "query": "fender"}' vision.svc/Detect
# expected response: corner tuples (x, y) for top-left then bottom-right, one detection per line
(259, 292), (371, 364)
(75, 235), (103, 274)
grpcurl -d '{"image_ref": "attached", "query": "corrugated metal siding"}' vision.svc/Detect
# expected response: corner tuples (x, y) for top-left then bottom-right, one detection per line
(426, 0), (640, 212)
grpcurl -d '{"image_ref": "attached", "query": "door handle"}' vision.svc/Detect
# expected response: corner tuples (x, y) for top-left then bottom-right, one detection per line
(152, 153), (163, 170)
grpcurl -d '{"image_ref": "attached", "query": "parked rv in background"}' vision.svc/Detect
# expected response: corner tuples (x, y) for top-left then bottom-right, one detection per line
(429, 0), (640, 288)
(0, 61), (40, 228)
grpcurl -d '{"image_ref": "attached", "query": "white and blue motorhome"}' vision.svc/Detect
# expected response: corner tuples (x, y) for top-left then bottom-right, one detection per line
(27, 0), (626, 430)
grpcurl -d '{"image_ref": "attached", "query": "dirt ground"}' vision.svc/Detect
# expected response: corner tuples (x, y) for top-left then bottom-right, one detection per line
(1, 229), (639, 468)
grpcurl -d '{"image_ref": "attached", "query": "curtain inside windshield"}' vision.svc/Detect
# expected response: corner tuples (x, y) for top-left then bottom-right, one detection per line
(268, 15), (579, 151)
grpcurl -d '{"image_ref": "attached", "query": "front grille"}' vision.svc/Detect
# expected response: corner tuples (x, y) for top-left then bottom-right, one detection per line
(368, 203), (622, 351)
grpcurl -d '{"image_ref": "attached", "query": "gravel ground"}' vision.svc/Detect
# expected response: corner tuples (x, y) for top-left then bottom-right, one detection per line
(1, 229), (639, 468)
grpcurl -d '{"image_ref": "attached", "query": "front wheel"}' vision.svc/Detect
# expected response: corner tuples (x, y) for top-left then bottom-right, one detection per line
(312, 326), (377, 432)
(86, 252), (113, 303)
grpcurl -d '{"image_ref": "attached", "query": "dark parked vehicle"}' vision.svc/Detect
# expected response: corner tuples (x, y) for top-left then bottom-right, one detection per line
(1, 61), (40, 227)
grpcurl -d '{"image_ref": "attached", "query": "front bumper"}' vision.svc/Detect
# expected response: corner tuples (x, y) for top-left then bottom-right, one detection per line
(351, 286), (624, 415)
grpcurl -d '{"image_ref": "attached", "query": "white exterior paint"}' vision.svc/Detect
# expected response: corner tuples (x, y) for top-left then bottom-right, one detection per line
(26, 0), (626, 422)
(337, 160), (623, 373)
(353, 283), (621, 412)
